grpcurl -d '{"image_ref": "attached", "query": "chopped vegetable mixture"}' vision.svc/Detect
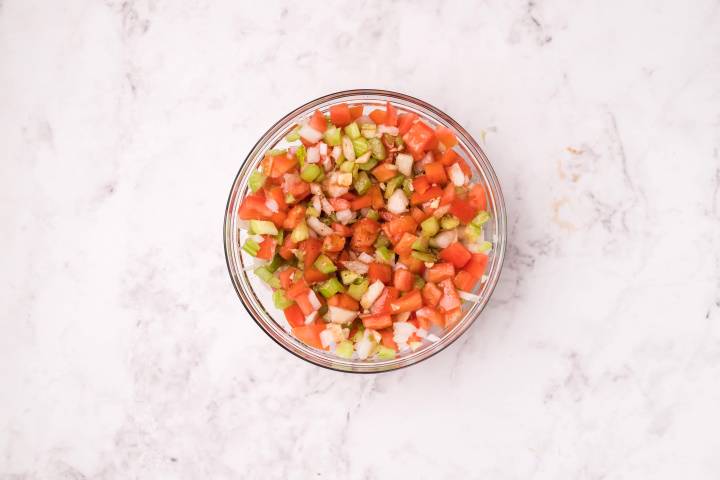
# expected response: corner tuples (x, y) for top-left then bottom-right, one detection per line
(238, 102), (492, 360)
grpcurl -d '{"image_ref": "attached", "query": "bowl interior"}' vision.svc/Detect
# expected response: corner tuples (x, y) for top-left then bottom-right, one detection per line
(224, 90), (506, 373)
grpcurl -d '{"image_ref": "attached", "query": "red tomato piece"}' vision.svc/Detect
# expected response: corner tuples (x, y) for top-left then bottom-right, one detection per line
(329, 198), (351, 211)
(284, 304), (305, 327)
(410, 186), (443, 206)
(463, 253), (489, 279)
(394, 232), (418, 257)
(283, 205), (305, 230)
(421, 282), (443, 307)
(238, 193), (273, 220)
(303, 266), (329, 284)
(468, 183), (488, 212)
(416, 306), (444, 328)
(379, 328), (397, 350)
(332, 223), (353, 237)
(440, 148), (459, 166)
(349, 104), (364, 120)
(279, 267), (299, 290)
(382, 215), (417, 244)
(393, 269), (414, 292)
(369, 185), (385, 210)
(301, 237), (323, 269)
(294, 290), (318, 315)
(256, 236), (276, 260)
(453, 270), (478, 292)
(397, 112), (418, 135)
(424, 162), (448, 185)
(369, 109), (386, 124)
(371, 163), (399, 182)
(402, 121), (435, 158)
(322, 234), (346, 252)
(292, 323), (325, 349)
(412, 176), (430, 194)
(328, 293), (360, 311)
(424, 262), (455, 283)
(361, 313), (392, 330)
(270, 154), (298, 178)
(389, 289), (422, 314)
(350, 193), (373, 211)
(435, 126), (458, 148)
(398, 254), (425, 274)
(444, 308), (463, 327)
(309, 109), (327, 133)
(438, 279), (462, 311)
(440, 182), (455, 206)
(384, 101), (398, 126)
(329, 103), (352, 127)
(278, 235), (297, 260)
(449, 198), (477, 224)
(439, 242), (472, 269)
(287, 279), (310, 299)
(351, 218), (380, 251)
(370, 287), (399, 314)
(368, 262), (393, 284)
(410, 207), (429, 223)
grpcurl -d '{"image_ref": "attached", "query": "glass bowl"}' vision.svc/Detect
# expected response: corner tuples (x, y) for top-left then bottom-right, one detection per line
(224, 89), (506, 373)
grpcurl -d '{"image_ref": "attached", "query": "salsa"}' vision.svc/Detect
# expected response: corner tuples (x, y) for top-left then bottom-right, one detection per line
(238, 102), (492, 360)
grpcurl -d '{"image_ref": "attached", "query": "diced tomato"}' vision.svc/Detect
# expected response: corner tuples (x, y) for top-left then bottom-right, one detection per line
(454, 270), (478, 292)
(463, 253), (489, 278)
(371, 163), (399, 182)
(439, 242), (472, 269)
(380, 210), (399, 223)
(410, 186), (443, 206)
(284, 304), (305, 327)
(397, 112), (418, 135)
(440, 148), (459, 166)
(379, 328), (397, 350)
(424, 162), (448, 185)
(449, 198), (477, 224)
(328, 293), (360, 311)
(416, 306), (444, 328)
(369, 109), (386, 124)
(438, 279), (462, 311)
(389, 289), (422, 314)
(368, 262), (392, 284)
(402, 121), (435, 158)
(456, 156), (472, 177)
(393, 269), (413, 292)
(370, 287), (399, 314)
(270, 154), (298, 178)
(351, 218), (380, 250)
(398, 254), (425, 274)
(279, 267), (299, 290)
(382, 215), (417, 244)
(383, 101), (398, 126)
(267, 186), (287, 211)
(300, 237), (322, 269)
(349, 104), (364, 120)
(256, 236), (276, 260)
(309, 110), (327, 133)
(283, 205), (305, 229)
(440, 182), (455, 206)
(394, 232), (418, 257)
(322, 234), (345, 253)
(268, 210), (287, 229)
(303, 266), (329, 284)
(361, 313), (392, 330)
(329, 103), (352, 127)
(238, 192), (273, 220)
(287, 279), (310, 299)
(350, 193), (372, 210)
(278, 235), (296, 260)
(444, 308), (463, 327)
(421, 282), (443, 307)
(424, 262), (455, 283)
(468, 183), (488, 212)
(285, 175), (311, 200)
(410, 207), (429, 223)
(412, 176), (430, 194)
(292, 323), (325, 349)
(369, 185), (385, 210)
(435, 126), (458, 148)
(295, 290), (318, 315)
(332, 223), (353, 237)
(329, 198), (351, 211)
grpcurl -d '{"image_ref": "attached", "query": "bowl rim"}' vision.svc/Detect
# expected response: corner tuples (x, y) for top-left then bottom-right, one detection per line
(224, 88), (507, 373)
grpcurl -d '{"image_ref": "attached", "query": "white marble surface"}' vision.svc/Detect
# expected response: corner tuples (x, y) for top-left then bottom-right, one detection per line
(2, 0), (720, 478)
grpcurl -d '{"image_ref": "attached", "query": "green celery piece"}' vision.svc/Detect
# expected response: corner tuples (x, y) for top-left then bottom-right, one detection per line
(412, 251), (437, 263)
(306, 206), (320, 218)
(318, 277), (344, 298)
(248, 171), (266, 193)
(272, 289), (295, 309)
(266, 254), (284, 273)
(351, 327), (365, 343)
(366, 209), (379, 221)
(335, 340), (354, 359)
(276, 228), (284, 245)
(440, 215), (460, 230)
(267, 148), (287, 156)
(300, 164), (321, 182)
(412, 236), (429, 252)
(242, 239), (260, 256)
(358, 157), (378, 171)
(352, 137), (370, 157)
(254, 266), (281, 288)
(420, 217), (439, 237)
(374, 234), (389, 249)
(384, 175), (404, 199)
(285, 193), (296, 204)
(413, 275), (426, 289)
(323, 126), (342, 146)
(402, 178), (413, 197)
(376, 346), (396, 360)
(296, 145), (307, 164)
(285, 126), (300, 142)
(347, 279), (369, 301)
(368, 137), (386, 160)
(478, 241), (493, 253)
(340, 161), (354, 173)
(249, 220), (278, 236)
(465, 223), (482, 242)
(340, 270), (359, 285)
(354, 171), (371, 195)
(344, 122), (361, 139)
(290, 220), (310, 243)
(313, 254), (337, 274)
(472, 211), (491, 226)
(376, 246), (395, 264)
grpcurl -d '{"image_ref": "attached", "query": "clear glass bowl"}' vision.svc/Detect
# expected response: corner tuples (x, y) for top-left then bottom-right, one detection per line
(224, 89), (506, 373)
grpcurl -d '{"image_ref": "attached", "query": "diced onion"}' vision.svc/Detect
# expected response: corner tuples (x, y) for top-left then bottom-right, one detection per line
(304, 311), (318, 325)
(336, 209), (354, 224)
(306, 146), (320, 164)
(432, 205), (450, 218)
(327, 306), (359, 324)
(358, 252), (374, 264)
(361, 280), (385, 310)
(395, 153), (413, 177)
(393, 321), (417, 344)
(378, 125), (399, 135)
(356, 337), (374, 360)
(394, 311), (411, 323)
(307, 291), (322, 310)
(458, 291), (481, 302)
(433, 230), (457, 249)
(319, 142), (328, 156)
(340, 260), (369, 275)
(355, 151), (372, 164)
(448, 163), (465, 186)
(331, 146), (341, 160)
(307, 217), (334, 236)
(387, 189), (409, 214)
(355, 115), (373, 126)
(299, 124), (323, 143)
(426, 333), (441, 342)
(310, 183), (323, 196)
(265, 198), (279, 213)
(342, 136), (355, 162)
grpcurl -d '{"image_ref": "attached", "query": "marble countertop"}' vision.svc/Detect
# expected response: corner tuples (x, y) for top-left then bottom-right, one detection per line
(2, 0), (720, 478)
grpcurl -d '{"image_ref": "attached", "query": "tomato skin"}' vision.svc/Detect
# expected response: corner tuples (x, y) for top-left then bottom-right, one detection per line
(369, 185), (385, 210)
(384, 101), (398, 126)
(351, 194), (372, 211)
(410, 186), (443, 206)
(449, 198), (477, 224)
(402, 121), (435, 158)
(394, 232), (418, 257)
(454, 270), (478, 292)
(361, 313), (392, 330)
(328, 293), (359, 311)
(369, 109), (386, 124)
(349, 104), (364, 120)
(238, 192), (273, 220)
(329, 198), (351, 211)
(440, 182), (455, 206)
(283, 205), (305, 230)
(351, 218), (380, 250)
(393, 269), (414, 292)
(468, 184), (488, 212)
(412, 176), (430, 194)
(382, 215), (417, 244)
(397, 113), (418, 135)
(371, 287), (399, 314)
(435, 126), (458, 148)
(279, 267), (299, 290)
(256, 236), (276, 260)
(292, 323), (325, 349)
(303, 266), (329, 284)
(322, 234), (346, 253)
(421, 282), (443, 307)
(389, 289), (422, 314)
(440, 148), (459, 166)
(379, 328), (397, 350)
(368, 262), (393, 284)
(284, 304), (305, 327)
(309, 110), (327, 133)
(270, 154), (298, 178)
(332, 223), (353, 237)
(371, 163), (398, 182)
(439, 242), (472, 269)
(416, 306), (444, 328)
(329, 103), (352, 127)
(463, 253), (489, 278)
(424, 262), (455, 283)
(301, 237), (323, 269)
(424, 162), (448, 185)
(278, 235), (296, 260)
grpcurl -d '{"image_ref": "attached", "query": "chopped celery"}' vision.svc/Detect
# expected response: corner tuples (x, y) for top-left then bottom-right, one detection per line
(242, 239), (260, 256)
(266, 254), (284, 273)
(384, 175), (404, 199)
(352, 137), (370, 157)
(290, 220), (310, 243)
(472, 211), (491, 226)
(306, 206), (320, 217)
(273, 289), (295, 309)
(360, 123), (377, 139)
(368, 137), (386, 160)
(366, 209), (379, 221)
(318, 277), (344, 298)
(276, 228), (284, 245)
(478, 241), (493, 253)
(420, 217), (439, 237)
(354, 171), (371, 195)
(413, 275), (426, 289)
(347, 279), (369, 301)
(336, 340), (354, 359)
(358, 157), (378, 171)
(465, 223), (482, 242)
(376, 245), (395, 264)
(249, 219), (278, 236)
(285, 126), (300, 142)
(412, 235), (429, 252)
(351, 326), (365, 342)
(340, 270), (359, 285)
(268, 148), (287, 156)
(440, 215), (460, 230)
(374, 234), (389, 249)
(316, 171), (325, 182)
(323, 126), (342, 146)
(248, 171), (266, 193)
(395, 136), (404, 148)
(300, 164), (321, 182)
(344, 122), (361, 139)
(254, 266), (281, 288)
(340, 161), (355, 173)
(352, 164), (360, 180)
(285, 193), (296, 204)
(402, 178), (413, 197)
(296, 145), (306, 164)
(376, 346), (396, 360)
(412, 251), (437, 263)
(314, 254), (337, 274)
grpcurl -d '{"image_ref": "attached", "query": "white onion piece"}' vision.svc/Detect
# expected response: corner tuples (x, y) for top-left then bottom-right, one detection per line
(321, 155), (333, 172)
(340, 260), (369, 275)
(387, 189), (409, 214)
(299, 124), (322, 143)
(459, 291), (481, 302)
(356, 337), (374, 360)
(304, 311), (318, 325)
(361, 280), (385, 310)
(307, 217), (334, 236)
(319, 142), (328, 156)
(378, 125), (399, 135)
(311, 195), (322, 213)
(355, 115), (373, 126)
(426, 333), (441, 342)
(327, 306), (358, 324)
(307, 291), (322, 310)
(448, 162), (465, 186)
(306, 146), (320, 163)
(393, 321), (417, 344)
(320, 330), (335, 349)
(355, 151), (372, 164)
(395, 153), (413, 177)
(310, 183), (323, 196)
(320, 197), (334, 215)
(265, 198), (279, 213)
(433, 229), (457, 249)
(358, 252), (375, 264)
(336, 209), (354, 225)
(331, 146), (341, 160)
(342, 136), (355, 162)
(394, 311), (411, 323)
(432, 204), (451, 218)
